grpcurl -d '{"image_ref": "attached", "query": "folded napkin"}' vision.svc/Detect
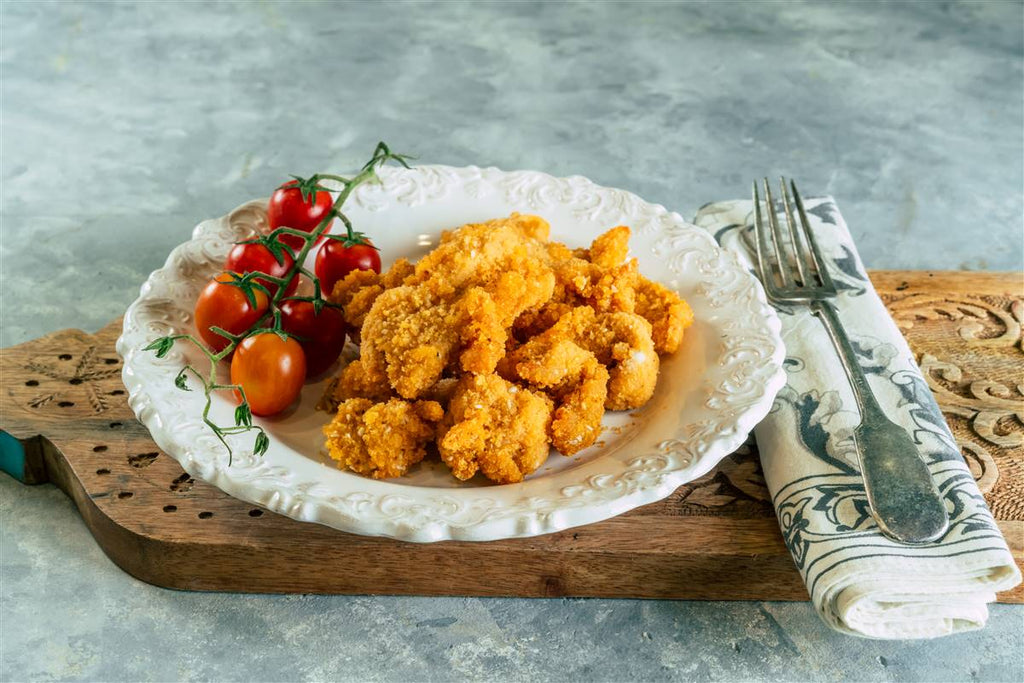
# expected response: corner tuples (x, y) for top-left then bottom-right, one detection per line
(694, 196), (1021, 639)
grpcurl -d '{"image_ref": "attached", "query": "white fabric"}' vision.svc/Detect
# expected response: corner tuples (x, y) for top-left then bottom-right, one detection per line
(694, 197), (1021, 639)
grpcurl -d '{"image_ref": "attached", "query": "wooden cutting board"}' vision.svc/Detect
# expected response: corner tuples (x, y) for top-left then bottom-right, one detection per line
(1, 270), (1021, 601)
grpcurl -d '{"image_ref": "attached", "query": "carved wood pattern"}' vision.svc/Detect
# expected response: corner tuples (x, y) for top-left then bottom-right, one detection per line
(1, 270), (1020, 600)
(883, 286), (1024, 522)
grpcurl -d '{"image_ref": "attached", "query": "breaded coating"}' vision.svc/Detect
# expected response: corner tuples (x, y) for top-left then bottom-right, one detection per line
(410, 214), (552, 297)
(324, 398), (443, 479)
(329, 266), (379, 304)
(512, 338), (608, 455)
(598, 311), (659, 410)
(360, 286), (460, 399)
(381, 258), (415, 289)
(551, 355), (608, 455)
(332, 358), (392, 403)
(360, 285), (508, 399)
(432, 213), (548, 247)
(634, 276), (694, 354)
(437, 374), (553, 484)
(329, 269), (382, 336)
(329, 260), (417, 341)
(508, 213), (551, 242)
(588, 225), (630, 268)
(542, 226), (636, 312)
(526, 306), (659, 411)
(549, 254), (637, 314)
(589, 259), (638, 313)
(456, 287), (508, 374)
(484, 264), (555, 328)
(546, 242), (575, 262)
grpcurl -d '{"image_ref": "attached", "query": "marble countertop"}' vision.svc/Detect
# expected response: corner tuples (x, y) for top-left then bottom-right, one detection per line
(1, 1), (1021, 680)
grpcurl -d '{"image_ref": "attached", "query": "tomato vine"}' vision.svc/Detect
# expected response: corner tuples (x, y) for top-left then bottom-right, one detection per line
(144, 141), (412, 463)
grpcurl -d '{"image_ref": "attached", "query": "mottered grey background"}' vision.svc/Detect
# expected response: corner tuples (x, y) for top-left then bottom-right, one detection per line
(2, 1), (1022, 681)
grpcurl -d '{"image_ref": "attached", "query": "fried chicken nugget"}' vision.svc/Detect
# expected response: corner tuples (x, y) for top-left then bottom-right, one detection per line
(437, 374), (553, 484)
(324, 398), (444, 479)
(634, 276), (694, 355)
(360, 285), (508, 399)
(534, 306), (659, 411)
(360, 286), (459, 399)
(566, 225), (691, 354)
(548, 253), (637, 314)
(598, 311), (660, 410)
(513, 338), (609, 455)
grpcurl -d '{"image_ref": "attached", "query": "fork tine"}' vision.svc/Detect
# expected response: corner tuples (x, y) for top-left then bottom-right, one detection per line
(752, 181), (774, 293)
(790, 180), (836, 293)
(763, 178), (793, 288)
(779, 177), (810, 287)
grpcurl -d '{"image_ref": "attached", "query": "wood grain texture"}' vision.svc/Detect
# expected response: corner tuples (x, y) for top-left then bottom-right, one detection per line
(1, 270), (1021, 601)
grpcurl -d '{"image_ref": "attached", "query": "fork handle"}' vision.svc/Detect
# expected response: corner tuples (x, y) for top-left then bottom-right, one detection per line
(812, 300), (949, 544)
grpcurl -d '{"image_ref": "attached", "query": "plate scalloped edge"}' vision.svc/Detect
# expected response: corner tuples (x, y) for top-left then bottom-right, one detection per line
(117, 164), (786, 543)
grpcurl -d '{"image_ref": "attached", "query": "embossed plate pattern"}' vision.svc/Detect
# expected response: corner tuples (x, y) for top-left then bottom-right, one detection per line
(117, 165), (786, 542)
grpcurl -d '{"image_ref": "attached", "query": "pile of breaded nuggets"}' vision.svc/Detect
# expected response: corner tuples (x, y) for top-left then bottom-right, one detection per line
(322, 214), (692, 484)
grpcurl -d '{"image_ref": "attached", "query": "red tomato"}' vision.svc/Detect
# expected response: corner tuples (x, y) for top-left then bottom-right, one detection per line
(230, 333), (306, 416)
(267, 180), (333, 251)
(224, 241), (298, 297)
(194, 273), (270, 354)
(314, 239), (382, 296)
(279, 300), (347, 377)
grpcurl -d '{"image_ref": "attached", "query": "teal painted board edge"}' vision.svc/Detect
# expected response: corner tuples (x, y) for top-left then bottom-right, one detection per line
(0, 430), (26, 482)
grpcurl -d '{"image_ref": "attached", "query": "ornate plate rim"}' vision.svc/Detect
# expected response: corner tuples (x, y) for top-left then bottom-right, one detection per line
(117, 164), (786, 542)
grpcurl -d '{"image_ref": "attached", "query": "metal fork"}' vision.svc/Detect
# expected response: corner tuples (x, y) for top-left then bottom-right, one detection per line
(752, 178), (948, 544)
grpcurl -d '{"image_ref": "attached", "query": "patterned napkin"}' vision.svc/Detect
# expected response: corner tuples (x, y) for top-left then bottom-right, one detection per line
(693, 197), (1021, 639)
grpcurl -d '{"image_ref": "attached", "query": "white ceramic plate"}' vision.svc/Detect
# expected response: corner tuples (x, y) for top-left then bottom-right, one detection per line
(118, 165), (785, 542)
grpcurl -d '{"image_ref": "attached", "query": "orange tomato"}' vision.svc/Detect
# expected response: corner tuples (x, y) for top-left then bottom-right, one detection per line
(194, 273), (270, 354)
(230, 333), (306, 416)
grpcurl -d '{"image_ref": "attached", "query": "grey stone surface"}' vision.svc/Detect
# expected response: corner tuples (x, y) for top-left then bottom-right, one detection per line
(1, 1), (1022, 681)
(3, 477), (1023, 683)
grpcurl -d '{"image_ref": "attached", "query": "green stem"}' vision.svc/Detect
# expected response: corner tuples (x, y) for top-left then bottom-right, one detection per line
(336, 211), (356, 240)
(267, 226), (318, 241)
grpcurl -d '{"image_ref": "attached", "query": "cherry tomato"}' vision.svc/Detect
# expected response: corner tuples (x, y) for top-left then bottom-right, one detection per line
(279, 300), (348, 378)
(224, 241), (298, 297)
(267, 180), (333, 251)
(230, 333), (306, 416)
(194, 273), (270, 354)
(315, 238), (382, 296)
